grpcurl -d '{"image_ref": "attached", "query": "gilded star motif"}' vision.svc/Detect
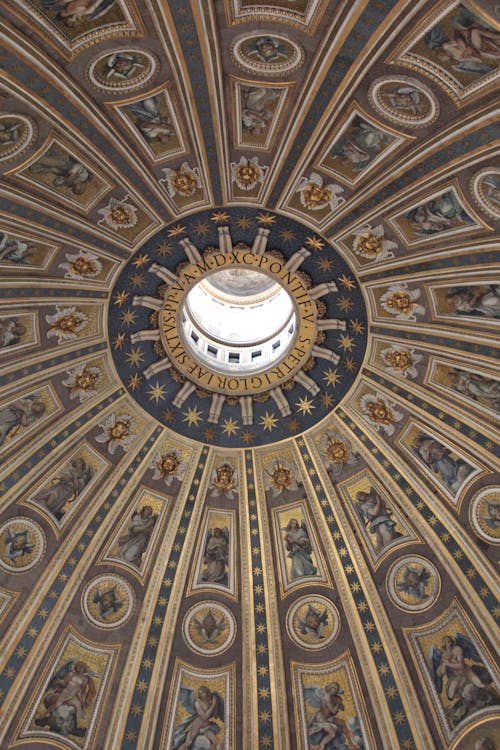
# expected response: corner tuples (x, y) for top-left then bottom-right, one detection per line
(350, 318), (365, 335)
(133, 253), (149, 268)
(235, 215), (252, 229)
(296, 397), (315, 414)
(338, 274), (356, 290)
(113, 290), (129, 307)
(317, 257), (333, 272)
(242, 430), (255, 444)
(128, 374), (142, 390)
(193, 221), (210, 236)
(203, 426), (217, 442)
(148, 381), (166, 403)
(337, 296), (354, 312)
(344, 356), (357, 373)
(126, 347), (144, 366)
(257, 212), (275, 225)
(167, 224), (186, 237)
(183, 407), (203, 426)
(323, 368), (340, 386)
(337, 333), (355, 352)
(211, 210), (229, 223)
(260, 411), (278, 431)
(113, 332), (126, 349)
(157, 241), (172, 256)
(321, 392), (334, 408)
(279, 228), (296, 243)
(222, 417), (239, 436)
(305, 235), (324, 249)
(130, 272), (145, 288)
(120, 309), (137, 326)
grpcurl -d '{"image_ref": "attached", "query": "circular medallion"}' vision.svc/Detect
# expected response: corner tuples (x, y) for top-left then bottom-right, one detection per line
(387, 555), (440, 612)
(108, 208), (367, 447)
(0, 517), (45, 572)
(368, 76), (439, 128)
(471, 168), (500, 220)
(470, 486), (500, 544)
(82, 574), (135, 628)
(183, 601), (236, 656)
(230, 33), (304, 77)
(87, 49), (158, 92)
(0, 115), (36, 162)
(287, 595), (340, 649)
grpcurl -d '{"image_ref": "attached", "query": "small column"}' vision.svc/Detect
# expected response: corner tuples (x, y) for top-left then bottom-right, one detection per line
(311, 345), (340, 364)
(149, 262), (178, 284)
(251, 227), (270, 255)
(294, 370), (320, 396)
(144, 359), (171, 380)
(208, 393), (225, 424)
(309, 281), (338, 299)
(172, 382), (196, 408)
(284, 247), (311, 272)
(217, 226), (232, 254)
(132, 295), (163, 310)
(317, 318), (346, 331)
(270, 387), (291, 416)
(239, 396), (253, 425)
(130, 329), (160, 343)
(179, 237), (202, 263)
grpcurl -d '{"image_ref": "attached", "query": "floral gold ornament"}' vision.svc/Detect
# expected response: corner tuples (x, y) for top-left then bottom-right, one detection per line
(95, 413), (137, 455)
(59, 251), (102, 280)
(162, 162), (201, 198)
(379, 283), (425, 321)
(98, 197), (138, 230)
(380, 345), (422, 378)
(352, 224), (397, 262)
(231, 156), (267, 191)
(45, 306), (88, 343)
(360, 391), (403, 436)
(297, 172), (344, 212)
(62, 364), (103, 402)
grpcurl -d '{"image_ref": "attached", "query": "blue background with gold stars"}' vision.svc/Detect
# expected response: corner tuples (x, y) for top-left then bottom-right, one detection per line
(109, 208), (367, 447)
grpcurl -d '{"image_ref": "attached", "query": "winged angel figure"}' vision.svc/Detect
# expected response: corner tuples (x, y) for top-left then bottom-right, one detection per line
(304, 683), (364, 750)
(429, 633), (499, 727)
(171, 686), (224, 750)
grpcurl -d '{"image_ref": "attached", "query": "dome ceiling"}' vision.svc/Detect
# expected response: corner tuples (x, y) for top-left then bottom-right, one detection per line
(0, 1), (498, 749)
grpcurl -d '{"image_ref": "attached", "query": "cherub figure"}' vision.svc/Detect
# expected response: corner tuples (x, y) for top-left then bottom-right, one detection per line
(297, 604), (329, 640)
(305, 682), (363, 750)
(93, 586), (123, 619)
(4, 527), (35, 560)
(171, 685), (224, 750)
(429, 633), (499, 727)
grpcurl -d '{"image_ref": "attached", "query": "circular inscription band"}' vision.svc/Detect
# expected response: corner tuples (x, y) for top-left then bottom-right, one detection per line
(161, 249), (317, 395)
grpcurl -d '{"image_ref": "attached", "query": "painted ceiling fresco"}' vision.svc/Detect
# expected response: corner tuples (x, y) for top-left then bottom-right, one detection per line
(0, 1), (498, 749)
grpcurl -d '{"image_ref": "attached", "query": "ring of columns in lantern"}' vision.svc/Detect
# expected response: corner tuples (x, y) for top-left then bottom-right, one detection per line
(131, 226), (346, 426)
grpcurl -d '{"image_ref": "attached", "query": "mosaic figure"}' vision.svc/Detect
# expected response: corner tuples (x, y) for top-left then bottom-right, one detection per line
(0, 232), (34, 264)
(171, 685), (224, 750)
(405, 190), (474, 235)
(241, 86), (280, 136)
(36, 0), (118, 28)
(430, 634), (499, 727)
(207, 463), (237, 501)
(282, 518), (317, 580)
(448, 368), (500, 412)
(412, 433), (474, 494)
(201, 526), (229, 584)
(355, 487), (402, 552)
(305, 683), (364, 750)
(446, 284), (500, 319)
(34, 456), (93, 520)
(0, 395), (46, 447)
(117, 505), (157, 567)
(34, 659), (98, 738)
(29, 150), (92, 196)
(328, 116), (395, 173)
(125, 95), (175, 145)
(424, 6), (500, 76)
(0, 317), (27, 348)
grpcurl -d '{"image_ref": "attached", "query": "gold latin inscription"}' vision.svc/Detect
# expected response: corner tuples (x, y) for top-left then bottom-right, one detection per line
(160, 250), (317, 395)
